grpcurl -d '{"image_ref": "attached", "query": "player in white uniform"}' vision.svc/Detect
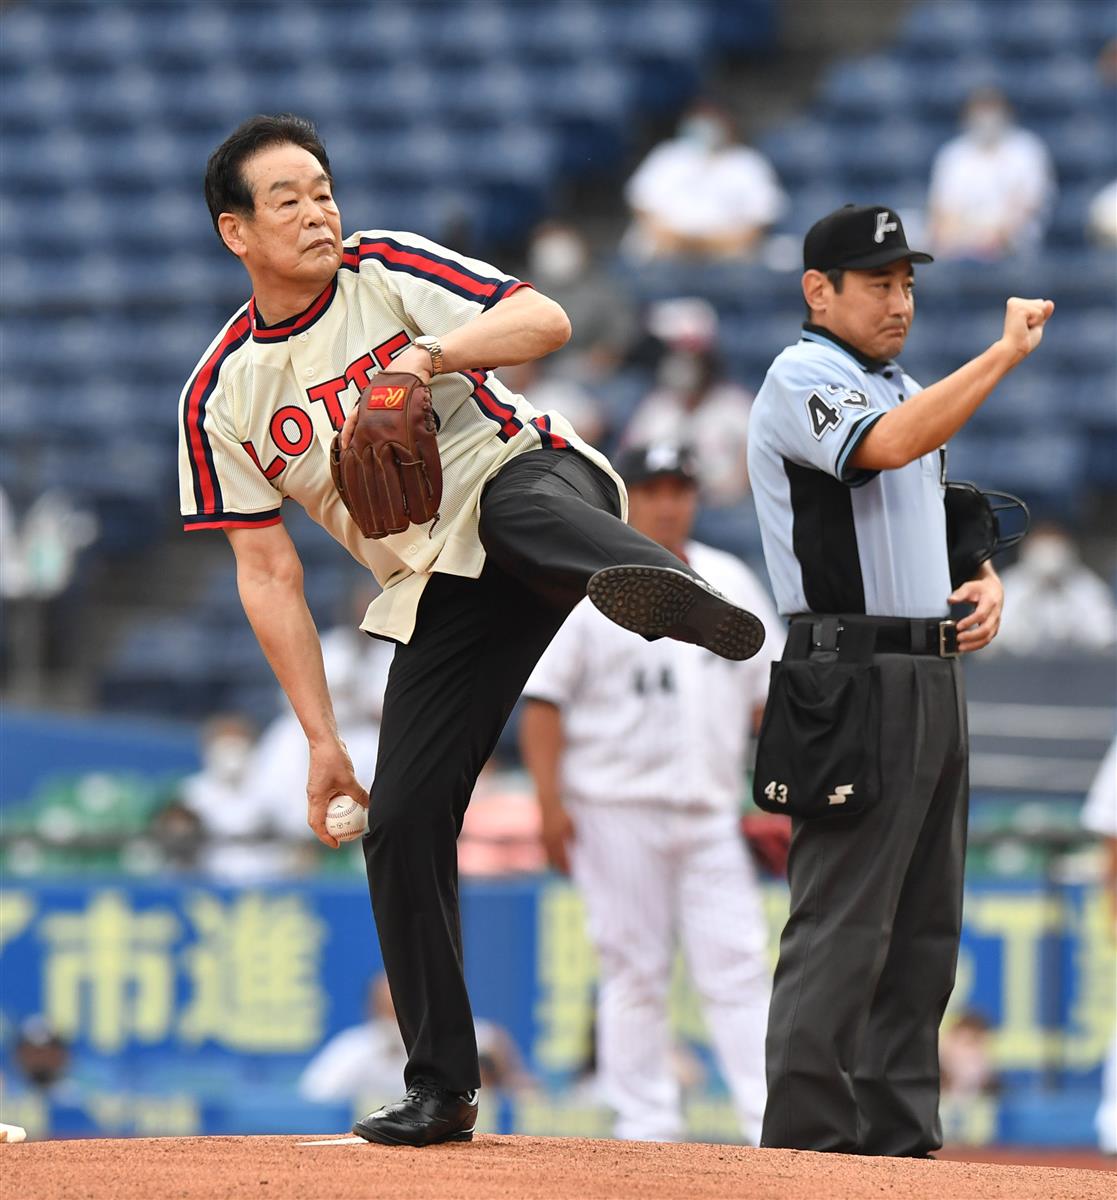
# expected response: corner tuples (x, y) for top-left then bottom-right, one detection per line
(178, 115), (764, 1147)
(520, 445), (784, 1143)
(1082, 738), (1117, 1155)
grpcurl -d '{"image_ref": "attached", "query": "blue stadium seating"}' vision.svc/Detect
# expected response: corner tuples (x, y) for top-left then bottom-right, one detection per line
(1, 0), (1112, 720)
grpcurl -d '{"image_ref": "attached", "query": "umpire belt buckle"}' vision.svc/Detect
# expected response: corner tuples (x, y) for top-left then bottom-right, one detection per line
(938, 620), (959, 658)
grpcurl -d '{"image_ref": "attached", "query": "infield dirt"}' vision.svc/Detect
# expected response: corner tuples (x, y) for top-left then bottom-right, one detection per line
(5, 1134), (1114, 1200)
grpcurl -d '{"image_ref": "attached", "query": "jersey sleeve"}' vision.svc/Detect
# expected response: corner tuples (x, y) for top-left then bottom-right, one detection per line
(764, 355), (887, 487)
(521, 603), (588, 707)
(344, 230), (532, 337)
(178, 349), (282, 532)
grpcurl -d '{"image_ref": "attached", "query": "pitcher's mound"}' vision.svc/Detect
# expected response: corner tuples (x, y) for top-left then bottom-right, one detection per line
(5, 1133), (1114, 1200)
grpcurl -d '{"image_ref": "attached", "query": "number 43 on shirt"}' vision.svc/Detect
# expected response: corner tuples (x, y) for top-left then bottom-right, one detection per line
(805, 387), (871, 440)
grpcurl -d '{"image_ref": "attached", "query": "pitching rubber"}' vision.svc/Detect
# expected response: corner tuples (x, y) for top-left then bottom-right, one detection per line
(587, 565), (766, 661)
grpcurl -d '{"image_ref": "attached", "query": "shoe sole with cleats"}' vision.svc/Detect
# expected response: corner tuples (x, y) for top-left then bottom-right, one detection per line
(587, 565), (765, 662)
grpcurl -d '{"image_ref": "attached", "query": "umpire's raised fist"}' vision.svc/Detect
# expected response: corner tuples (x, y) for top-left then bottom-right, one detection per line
(1000, 297), (1055, 361)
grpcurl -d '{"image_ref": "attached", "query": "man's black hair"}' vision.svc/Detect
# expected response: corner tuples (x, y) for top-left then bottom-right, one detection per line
(204, 113), (332, 246)
(805, 267), (845, 321)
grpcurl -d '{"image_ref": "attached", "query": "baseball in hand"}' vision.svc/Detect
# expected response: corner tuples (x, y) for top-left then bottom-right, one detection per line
(325, 795), (367, 842)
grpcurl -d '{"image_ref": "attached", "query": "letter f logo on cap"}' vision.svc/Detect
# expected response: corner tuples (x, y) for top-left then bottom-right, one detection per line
(874, 211), (899, 244)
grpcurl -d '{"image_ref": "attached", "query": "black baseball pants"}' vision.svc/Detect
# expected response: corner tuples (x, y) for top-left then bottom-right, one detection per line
(362, 448), (693, 1093)
(761, 647), (969, 1157)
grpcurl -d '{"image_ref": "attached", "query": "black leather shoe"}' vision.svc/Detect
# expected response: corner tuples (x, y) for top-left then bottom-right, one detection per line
(587, 565), (766, 661)
(352, 1081), (478, 1147)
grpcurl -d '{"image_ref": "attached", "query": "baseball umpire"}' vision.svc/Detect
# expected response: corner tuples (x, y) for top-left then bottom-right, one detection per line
(177, 114), (764, 1147)
(746, 204), (1053, 1156)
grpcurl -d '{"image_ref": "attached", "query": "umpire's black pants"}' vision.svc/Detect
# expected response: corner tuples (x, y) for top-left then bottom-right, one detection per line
(362, 448), (693, 1094)
(761, 644), (968, 1157)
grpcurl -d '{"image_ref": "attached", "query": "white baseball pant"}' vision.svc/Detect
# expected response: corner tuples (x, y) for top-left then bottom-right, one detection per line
(569, 802), (770, 1143)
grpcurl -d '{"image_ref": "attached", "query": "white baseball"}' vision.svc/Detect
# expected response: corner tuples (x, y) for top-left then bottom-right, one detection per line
(325, 795), (367, 842)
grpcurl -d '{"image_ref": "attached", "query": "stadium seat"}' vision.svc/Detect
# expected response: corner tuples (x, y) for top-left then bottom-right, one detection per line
(982, 1), (1087, 59)
(759, 119), (841, 186)
(1, 0), (1111, 726)
(948, 429), (1086, 510)
(1002, 56), (1101, 118)
(819, 57), (910, 121)
(900, 2), (988, 57)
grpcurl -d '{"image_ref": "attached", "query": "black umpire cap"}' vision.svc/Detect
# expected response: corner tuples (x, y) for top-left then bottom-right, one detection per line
(615, 444), (699, 488)
(804, 204), (934, 272)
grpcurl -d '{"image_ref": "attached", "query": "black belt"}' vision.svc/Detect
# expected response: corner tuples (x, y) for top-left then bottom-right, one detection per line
(787, 614), (959, 659)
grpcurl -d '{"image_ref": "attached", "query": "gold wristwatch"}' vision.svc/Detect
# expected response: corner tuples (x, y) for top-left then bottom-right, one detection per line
(414, 335), (444, 376)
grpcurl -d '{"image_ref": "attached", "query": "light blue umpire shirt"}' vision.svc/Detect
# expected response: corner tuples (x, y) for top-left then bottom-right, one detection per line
(747, 324), (952, 619)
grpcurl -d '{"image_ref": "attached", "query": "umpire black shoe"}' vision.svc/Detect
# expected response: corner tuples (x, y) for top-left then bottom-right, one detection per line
(352, 1080), (478, 1147)
(587, 565), (766, 661)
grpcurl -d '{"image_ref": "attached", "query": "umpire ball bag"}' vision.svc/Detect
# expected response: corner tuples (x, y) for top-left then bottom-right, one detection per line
(753, 622), (880, 820)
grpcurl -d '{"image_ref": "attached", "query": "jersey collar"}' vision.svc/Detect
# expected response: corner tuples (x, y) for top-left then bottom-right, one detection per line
(249, 277), (338, 343)
(800, 323), (891, 374)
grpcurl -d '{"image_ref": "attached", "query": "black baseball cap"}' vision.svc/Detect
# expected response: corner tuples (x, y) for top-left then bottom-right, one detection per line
(616, 444), (698, 488)
(804, 204), (934, 272)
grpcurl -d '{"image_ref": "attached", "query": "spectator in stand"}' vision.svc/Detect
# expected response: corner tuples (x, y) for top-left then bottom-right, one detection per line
(524, 221), (637, 381)
(178, 713), (295, 882)
(1088, 44), (1117, 247)
(300, 973), (533, 1105)
(9, 1017), (82, 1106)
(928, 87), (1056, 261)
(624, 299), (752, 508)
(149, 799), (206, 872)
(458, 757), (547, 877)
(300, 974), (408, 1105)
(250, 584), (394, 842)
(623, 98), (786, 262)
(1087, 180), (1117, 247)
(938, 1009), (1000, 1146)
(939, 1011), (999, 1101)
(994, 522), (1117, 656)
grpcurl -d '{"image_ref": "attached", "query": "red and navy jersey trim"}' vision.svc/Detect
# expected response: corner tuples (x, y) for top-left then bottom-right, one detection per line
(249, 279), (337, 343)
(532, 414), (569, 451)
(183, 509), (283, 532)
(462, 369), (523, 442)
(182, 308), (252, 516)
(342, 235), (531, 309)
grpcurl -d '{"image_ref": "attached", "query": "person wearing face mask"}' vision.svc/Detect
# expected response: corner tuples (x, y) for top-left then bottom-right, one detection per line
(525, 221), (637, 382)
(992, 521), (1117, 655)
(249, 584), (395, 845)
(928, 87), (1056, 261)
(623, 99), (786, 261)
(178, 713), (294, 881)
(624, 299), (753, 509)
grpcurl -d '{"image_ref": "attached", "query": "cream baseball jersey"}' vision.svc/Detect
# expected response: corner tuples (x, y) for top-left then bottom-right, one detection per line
(178, 230), (624, 643)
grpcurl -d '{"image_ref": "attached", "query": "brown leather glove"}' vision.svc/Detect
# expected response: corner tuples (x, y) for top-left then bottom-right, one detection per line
(330, 372), (442, 539)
